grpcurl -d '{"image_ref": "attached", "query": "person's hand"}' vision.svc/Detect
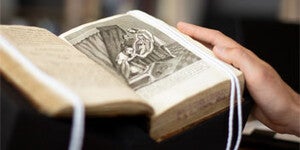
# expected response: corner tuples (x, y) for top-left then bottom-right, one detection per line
(177, 22), (300, 136)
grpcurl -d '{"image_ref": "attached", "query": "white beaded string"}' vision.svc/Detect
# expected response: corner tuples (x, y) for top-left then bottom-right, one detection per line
(68, 99), (85, 150)
(233, 76), (242, 150)
(0, 35), (85, 150)
(128, 10), (243, 150)
(175, 30), (243, 150)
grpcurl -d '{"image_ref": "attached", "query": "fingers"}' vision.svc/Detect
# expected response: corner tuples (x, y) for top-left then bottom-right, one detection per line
(177, 21), (260, 83)
(213, 46), (259, 76)
(177, 22), (265, 83)
(177, 21), (240, 48)
(177, 21), (272, 85)
(212, 44), (275, 97)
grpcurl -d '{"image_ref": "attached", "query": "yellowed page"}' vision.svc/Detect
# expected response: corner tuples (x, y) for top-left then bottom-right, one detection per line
(60, 10), (244, 141)
(0, 25), (152, 116)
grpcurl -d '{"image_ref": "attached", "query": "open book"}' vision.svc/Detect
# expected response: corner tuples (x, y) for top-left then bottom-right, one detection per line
(0, 10), (244, 142)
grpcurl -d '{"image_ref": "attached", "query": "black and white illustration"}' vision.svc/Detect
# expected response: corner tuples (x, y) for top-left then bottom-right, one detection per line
(69, 16), (203, 90)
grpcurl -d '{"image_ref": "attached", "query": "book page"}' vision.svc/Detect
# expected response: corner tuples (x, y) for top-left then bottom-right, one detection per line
(60, 10), (244, 140)
(0, 25), (152, 116)
(61, 12), (242, 115)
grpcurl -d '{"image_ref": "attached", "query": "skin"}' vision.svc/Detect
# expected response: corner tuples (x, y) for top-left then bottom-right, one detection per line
(177, 21), (300, 136)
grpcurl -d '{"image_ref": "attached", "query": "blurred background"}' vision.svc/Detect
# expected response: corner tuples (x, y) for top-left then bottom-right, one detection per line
(1, 0), (298, 90)
(1, 0), (299, 149)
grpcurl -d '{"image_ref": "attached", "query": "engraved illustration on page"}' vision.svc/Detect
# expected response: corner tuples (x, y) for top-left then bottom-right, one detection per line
(67, 18), (205, 90)
(96, 25), (201, 89)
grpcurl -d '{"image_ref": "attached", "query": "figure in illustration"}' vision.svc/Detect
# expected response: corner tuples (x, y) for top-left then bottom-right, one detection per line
(115, 28), (177, 83)
(115, 46), (135, 79)
(98, 25), (200, 89)
(132, 29), (154, 58)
